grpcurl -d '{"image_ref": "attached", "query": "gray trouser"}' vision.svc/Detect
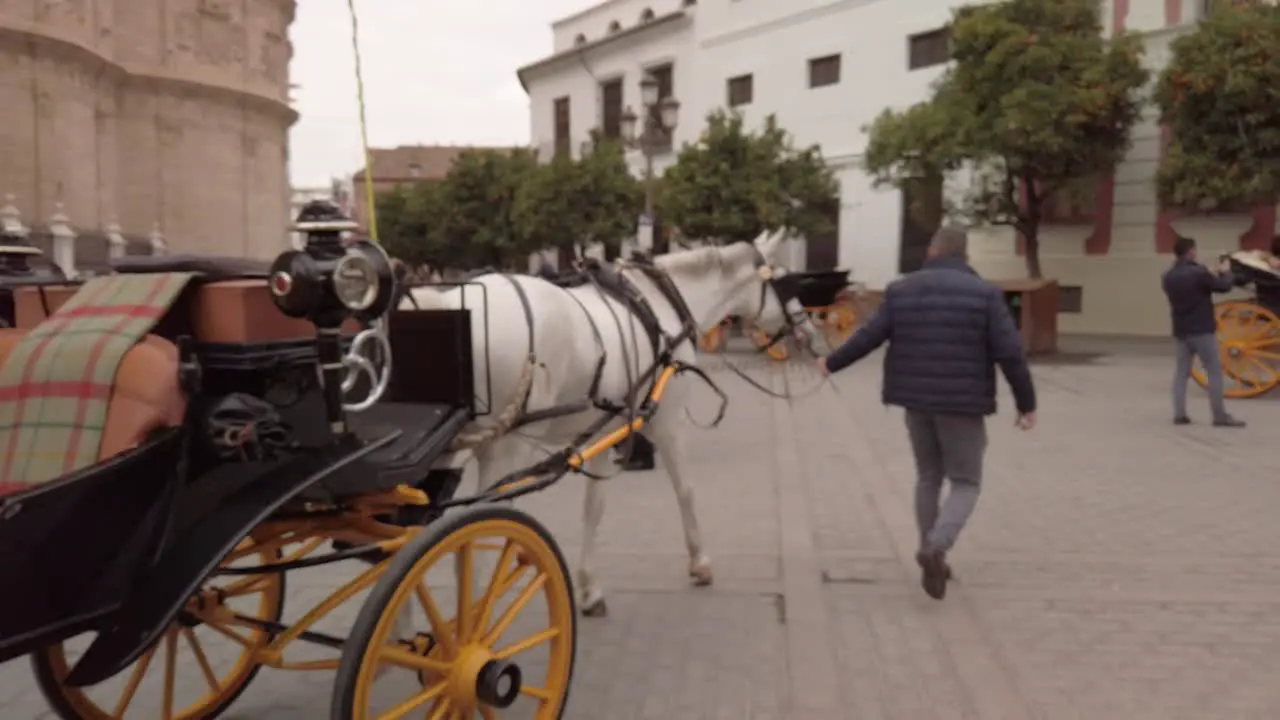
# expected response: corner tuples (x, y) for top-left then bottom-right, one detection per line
(903, 410), (986, 553)
(1172, 333), (1228, 421)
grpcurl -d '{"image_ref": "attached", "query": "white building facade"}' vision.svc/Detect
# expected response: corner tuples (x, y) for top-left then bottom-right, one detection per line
(518, 0), (1277, 335)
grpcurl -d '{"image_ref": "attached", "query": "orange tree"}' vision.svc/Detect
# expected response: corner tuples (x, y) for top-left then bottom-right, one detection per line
(512, 132), (642, 260)
(1155, 1), (1280, 212)
(657, 109), (838, 245)
(862, 0), (1148, 278)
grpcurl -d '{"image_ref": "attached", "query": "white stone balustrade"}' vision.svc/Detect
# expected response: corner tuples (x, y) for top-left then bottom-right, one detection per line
(105, 220), (127, 259)
(49, 203), (76, 279)
(149, 222), (167, 255)
(0, 194), (27, 240)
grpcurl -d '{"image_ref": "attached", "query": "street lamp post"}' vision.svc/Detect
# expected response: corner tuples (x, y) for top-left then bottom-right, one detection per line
(620, 73), (679, 253)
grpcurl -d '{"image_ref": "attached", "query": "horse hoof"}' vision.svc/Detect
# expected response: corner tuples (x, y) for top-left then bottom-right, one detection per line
(581, 598), (608, 617)
(689, 561), (714, 587)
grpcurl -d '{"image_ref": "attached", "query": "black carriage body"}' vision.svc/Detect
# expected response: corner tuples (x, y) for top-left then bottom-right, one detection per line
(0, 429), (182, 664)
(0, 257), (479, 681)
(1228, 256), (1280, 314)
(772, 269), (851, 308)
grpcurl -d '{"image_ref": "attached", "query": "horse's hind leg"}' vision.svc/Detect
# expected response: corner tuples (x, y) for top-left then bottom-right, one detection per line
(648, 417), (712, 586)
(578, 456), (611, 617)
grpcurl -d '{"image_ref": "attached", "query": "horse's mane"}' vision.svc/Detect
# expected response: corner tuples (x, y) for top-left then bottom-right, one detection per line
(652, 242), (756, 277)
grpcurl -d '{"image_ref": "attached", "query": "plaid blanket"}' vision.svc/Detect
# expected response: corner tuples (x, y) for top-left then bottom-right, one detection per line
(0, 272), (194, 488)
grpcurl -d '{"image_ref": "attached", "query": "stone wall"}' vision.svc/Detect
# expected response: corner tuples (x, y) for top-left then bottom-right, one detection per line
(0, 0), (297, 260)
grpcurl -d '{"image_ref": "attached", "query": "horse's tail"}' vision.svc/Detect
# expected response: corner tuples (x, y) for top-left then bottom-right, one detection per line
(448, 353), (536, 451)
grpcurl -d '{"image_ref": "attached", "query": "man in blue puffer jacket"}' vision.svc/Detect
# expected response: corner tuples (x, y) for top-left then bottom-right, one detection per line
(817, 225), (1036, 600)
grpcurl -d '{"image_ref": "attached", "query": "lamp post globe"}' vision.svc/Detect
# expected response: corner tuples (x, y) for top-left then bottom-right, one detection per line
(658, 97), (680, 132)
(639, 73), (660, 107)
(620, 106), (639, 143)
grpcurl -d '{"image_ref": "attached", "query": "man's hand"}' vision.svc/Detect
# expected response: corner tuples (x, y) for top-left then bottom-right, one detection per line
(1016, 412), (1036, 430)
(816, 357), (830, 377)
(1218, 257), (1232, 274)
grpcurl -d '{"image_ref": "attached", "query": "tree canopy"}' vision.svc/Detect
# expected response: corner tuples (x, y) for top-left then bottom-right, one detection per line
(513, 132), (642, 259)
(862, 0), (1148, 277)
(1154, 0), (1280, 212)
(657, 109), (839, 244)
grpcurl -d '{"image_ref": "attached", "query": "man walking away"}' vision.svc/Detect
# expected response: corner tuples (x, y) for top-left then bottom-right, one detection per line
(1161, 236), (1244, 428)
(816, 226), (1036, 601)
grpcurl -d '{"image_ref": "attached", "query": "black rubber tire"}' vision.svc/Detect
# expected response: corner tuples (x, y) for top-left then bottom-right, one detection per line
(31, 560), (286, 720)
(331, 505), (576, 719)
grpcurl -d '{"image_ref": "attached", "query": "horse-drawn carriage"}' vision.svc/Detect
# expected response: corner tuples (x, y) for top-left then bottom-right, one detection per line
(1193, 250), (1280, 398)
(0, 204), (596, 718)
(698, 268), (862, 360)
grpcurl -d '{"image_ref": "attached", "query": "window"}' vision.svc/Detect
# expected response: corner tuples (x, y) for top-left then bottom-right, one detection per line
(1041, 177), (1098, 224)
(808, 54), (840, 88)
(640, 8), (655, 21)
(600, 78), (623, 139)
(1058, 285), (1083, 313)
(407, 163), (422, 178)
(727, 74), (753, 107)
(553, 97), (571, 157)
(646, 63), (674, 151)
(607, 20), (621, 33)
(573, 33), (587, 46)
(908, 28), (950, 70)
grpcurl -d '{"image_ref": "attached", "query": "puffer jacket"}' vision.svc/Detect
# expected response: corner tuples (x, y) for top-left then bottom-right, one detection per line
(824, 256), (1036, 416)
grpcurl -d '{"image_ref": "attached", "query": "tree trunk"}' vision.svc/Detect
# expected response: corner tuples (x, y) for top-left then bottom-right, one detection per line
(1023, 223), (1044, 279)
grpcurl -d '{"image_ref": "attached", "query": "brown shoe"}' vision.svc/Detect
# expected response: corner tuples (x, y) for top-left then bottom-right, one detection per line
(915, 549), (951, 600)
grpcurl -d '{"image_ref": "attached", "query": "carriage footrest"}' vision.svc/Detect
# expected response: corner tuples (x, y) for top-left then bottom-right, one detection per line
(300, 403), (470, 501)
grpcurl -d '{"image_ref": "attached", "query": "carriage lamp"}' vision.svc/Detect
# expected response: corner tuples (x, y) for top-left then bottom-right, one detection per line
(272, 201), (396, 325)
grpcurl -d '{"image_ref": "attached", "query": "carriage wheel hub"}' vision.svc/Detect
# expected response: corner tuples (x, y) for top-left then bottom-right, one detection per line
(476, 659), (522, 708)
(449, 645), (522, 709)
(1227, 344), (1244, 358)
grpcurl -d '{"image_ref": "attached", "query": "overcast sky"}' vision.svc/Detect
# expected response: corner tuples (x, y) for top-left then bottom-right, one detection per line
(288, 0), (597, 187)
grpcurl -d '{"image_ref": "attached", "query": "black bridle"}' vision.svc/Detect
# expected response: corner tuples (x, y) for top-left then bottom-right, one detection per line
(746, 247), (817, 358)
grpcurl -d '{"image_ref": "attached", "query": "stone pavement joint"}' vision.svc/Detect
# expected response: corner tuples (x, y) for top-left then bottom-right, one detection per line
(770, 368), (846, 714)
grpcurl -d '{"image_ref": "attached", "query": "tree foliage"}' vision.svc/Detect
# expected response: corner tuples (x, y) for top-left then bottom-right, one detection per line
(657, 109), (839, 244)
(513, 132), (642, 258)
(435, 148), (540, 270)
(377, 181), (445, 269)
(862, 0), (1148, 277)
(1154, 1), (1280, 212)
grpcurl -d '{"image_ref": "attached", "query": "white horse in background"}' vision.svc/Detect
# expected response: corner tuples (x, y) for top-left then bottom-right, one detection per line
(404, 230), (809, 616)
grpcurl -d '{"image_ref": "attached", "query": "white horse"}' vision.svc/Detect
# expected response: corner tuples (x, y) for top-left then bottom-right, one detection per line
(403, 230), (808, 616)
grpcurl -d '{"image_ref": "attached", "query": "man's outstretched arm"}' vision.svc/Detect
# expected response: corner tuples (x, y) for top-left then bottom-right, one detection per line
(823, 299), (891, 374)
(986, 288), (1036, 414)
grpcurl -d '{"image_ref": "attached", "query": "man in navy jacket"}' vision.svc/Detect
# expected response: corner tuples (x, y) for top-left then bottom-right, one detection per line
(817, 226), (1036, 600)
(1161, 236), (1244, 427)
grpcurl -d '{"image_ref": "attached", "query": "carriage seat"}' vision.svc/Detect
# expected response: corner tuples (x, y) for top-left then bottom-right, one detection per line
(0, 329), (185, 468)
(110, 253), (271, 280)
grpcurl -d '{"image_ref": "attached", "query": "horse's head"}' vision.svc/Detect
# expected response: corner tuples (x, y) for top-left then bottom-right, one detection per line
(654, 230), (819, 350)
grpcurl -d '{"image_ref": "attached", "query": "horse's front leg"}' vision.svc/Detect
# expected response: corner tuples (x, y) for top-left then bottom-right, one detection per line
(577, 455), (611, 617)
(648, 416), (712, 586)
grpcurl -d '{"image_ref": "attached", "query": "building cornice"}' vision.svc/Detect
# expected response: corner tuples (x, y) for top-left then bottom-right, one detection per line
(516, 10), (688, 92)
(0, 22), (298, 124)
(699, 0), (889, 49)
(551, 0), (635, 28)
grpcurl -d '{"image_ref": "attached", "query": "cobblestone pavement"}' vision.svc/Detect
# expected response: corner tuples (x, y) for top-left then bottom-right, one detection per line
(3, 338), (1280, 718)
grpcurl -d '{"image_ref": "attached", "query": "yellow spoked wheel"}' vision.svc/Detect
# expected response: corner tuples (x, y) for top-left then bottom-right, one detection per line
(32, 539), (285, 720)
(751, 327), (789, 361)
(698, 324), (725, 353)
(816, 294), (860, 349)
(1193, 300), (1280, 398)
(333, 505), (575, 720)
